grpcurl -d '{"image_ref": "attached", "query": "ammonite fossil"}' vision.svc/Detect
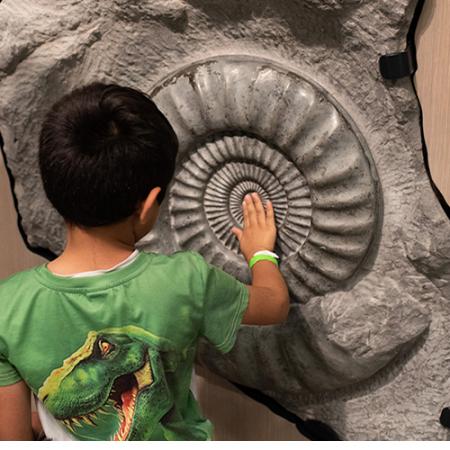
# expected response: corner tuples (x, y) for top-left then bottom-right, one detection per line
(151, 56), (380, 302)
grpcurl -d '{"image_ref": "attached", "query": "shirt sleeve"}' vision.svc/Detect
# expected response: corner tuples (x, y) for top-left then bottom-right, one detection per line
(0, 353), (21, 386)
(194, 253), (249, 353)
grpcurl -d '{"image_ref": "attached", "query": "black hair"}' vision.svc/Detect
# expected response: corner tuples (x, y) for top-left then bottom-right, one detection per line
(38, 82), (178, 227)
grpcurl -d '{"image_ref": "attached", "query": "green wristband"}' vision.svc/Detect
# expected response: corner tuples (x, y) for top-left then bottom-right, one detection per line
(249, 254), (279, 269)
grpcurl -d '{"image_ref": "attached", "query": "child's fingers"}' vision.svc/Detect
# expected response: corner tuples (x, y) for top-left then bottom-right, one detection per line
(245, 194), (257, 227)
(231, 226), (243, 240)
(242, 199), (250, 228)
(252, 192), (265, 225)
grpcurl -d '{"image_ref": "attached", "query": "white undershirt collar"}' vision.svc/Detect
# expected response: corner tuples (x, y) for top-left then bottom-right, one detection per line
(51, 249), (140, 278)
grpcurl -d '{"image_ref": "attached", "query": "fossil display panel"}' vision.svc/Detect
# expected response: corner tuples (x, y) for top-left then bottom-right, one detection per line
(1, 0), (449, 440)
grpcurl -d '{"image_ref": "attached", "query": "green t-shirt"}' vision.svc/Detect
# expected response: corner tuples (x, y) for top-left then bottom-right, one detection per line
(0, 250), (249, 441)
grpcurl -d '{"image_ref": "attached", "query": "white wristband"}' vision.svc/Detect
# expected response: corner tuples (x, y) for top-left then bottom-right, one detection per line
(252, 250), (279, 259)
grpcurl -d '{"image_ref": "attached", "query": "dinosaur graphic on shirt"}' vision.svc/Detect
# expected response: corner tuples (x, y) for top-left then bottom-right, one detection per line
(37, 326), (184, 440)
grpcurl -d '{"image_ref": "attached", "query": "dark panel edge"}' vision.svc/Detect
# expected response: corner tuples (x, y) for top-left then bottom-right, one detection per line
(0, 131), (57, 261)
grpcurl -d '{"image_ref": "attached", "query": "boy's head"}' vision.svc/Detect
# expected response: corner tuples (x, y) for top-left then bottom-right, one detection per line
(39, 82), (178, 237)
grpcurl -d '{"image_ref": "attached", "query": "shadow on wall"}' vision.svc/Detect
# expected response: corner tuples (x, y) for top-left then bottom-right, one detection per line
(194, 367), (309, 441)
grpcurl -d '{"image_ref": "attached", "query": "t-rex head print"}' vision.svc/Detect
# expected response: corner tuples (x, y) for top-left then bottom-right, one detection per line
(38, 326), (182, 441)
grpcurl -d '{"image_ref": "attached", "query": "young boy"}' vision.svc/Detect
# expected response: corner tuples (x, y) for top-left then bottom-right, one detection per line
(0, 83), (289, 441)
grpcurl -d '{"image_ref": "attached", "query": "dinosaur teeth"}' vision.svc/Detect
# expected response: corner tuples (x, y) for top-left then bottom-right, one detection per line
(135, 360), (152, 389)
(115, 429), (125, 441)
(61, 411), (102, 430)
(72, 418), (82, 427)
(98, 407), (109, 415)
(84, 415), (96, 426)
(80, 415), (92, 425)
(63, 418), (75, 432)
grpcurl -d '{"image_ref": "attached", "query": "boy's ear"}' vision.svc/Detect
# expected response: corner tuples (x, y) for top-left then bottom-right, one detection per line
(138, 187), (161, 223)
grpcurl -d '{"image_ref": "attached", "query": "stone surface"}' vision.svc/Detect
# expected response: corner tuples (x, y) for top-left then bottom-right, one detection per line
(1, 0), (450, 440)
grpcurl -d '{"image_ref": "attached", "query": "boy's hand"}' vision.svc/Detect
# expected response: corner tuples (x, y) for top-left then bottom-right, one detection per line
(231, 192), (277, 263)
(231, 192), (289, 325)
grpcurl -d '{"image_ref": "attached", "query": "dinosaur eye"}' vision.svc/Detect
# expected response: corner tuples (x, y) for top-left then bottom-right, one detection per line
(98, 339), (113, 356)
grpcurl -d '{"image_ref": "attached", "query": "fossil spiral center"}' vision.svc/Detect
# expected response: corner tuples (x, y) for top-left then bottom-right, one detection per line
(170, 135), (312, 256)
(207, 162), (288, 231)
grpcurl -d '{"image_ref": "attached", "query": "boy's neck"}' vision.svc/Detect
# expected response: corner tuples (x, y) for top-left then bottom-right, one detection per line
(47, 220), (138, 275)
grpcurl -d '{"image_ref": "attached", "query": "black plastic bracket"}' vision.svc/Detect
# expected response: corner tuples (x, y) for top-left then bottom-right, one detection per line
(379, 46), (417, 80)
(440, 407), (450, 429)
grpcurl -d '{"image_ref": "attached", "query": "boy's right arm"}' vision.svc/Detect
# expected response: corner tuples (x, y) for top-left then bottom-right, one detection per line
(231, 193), (290, 325)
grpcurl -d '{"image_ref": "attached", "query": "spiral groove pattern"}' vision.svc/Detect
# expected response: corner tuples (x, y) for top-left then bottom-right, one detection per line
(172, 136), (311, 256)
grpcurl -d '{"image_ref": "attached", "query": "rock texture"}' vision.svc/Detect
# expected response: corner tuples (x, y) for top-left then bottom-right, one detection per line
(1, 0), (449, 440)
